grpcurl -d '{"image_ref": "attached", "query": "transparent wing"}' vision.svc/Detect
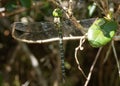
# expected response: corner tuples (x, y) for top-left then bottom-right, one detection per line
(12, 18), (96, 43)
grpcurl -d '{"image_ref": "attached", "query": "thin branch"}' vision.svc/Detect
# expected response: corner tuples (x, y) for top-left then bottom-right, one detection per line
(102, 43), (112, 64)
(20, 43), (47, 86)
(112, 41), (120, 77)
(74, 35), (87, 79)
(84, 47), (103, 86)
(22, 81), (30, 86)
(113, 36), (120, 41)
(5, 2), (43, 17)
(12, 31), (86, 43)
(114, 5), (120, 20)
(93, 0), (105, 14)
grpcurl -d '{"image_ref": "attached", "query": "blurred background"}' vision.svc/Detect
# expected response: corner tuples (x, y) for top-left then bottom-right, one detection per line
(0, 0), (120, 86)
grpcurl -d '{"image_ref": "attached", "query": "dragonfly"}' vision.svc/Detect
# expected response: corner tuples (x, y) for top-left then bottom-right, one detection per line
(12, 17), (120, 81)
(11, 17), (95, 81)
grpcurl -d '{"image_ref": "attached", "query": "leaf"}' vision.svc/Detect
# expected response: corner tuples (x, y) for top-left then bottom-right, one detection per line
(5, 1), (17, 11)
(20, 0), (32, 8)
(87, 18), (118, 47)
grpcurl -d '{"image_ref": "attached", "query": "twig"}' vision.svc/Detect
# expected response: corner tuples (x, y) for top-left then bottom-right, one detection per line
(74, 35), (87, 78)
(20, 43), (47, 86)
(112, 41), (120, 77)
(102, 43), (112, 64)
(84, 47), (103, 86)
(93, 0), (105, 14)
(12, 29), (86, 44)
(114, 36), (120, 41)
(114, 5), (120, 20)
(22, 81), (30, 86)
(5, 2), (43, 17)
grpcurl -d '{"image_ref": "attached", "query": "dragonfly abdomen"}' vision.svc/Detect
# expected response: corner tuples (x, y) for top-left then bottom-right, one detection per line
(58, 28), (65, 82)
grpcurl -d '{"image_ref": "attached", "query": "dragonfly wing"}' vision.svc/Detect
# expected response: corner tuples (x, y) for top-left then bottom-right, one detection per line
(13, 22), (59, 41)
(62, 18), (96, 36)
(62, 20), (82, 36)
(12, 18), (96, 43)
(80, 18), (96, 28)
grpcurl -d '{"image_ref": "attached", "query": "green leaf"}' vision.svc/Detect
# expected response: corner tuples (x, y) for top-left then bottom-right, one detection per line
(87, 18), (118, 47)
(5, 1), (17, 11)
(20, 0), (32, 8)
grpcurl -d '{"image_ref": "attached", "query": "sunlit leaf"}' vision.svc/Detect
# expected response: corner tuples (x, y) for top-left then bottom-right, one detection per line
(87, 18), (118, 47)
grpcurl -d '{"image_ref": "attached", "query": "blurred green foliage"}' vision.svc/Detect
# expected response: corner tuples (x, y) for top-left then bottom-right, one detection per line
(5, 0), (17, 11)
(20, 0), (32, 8)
